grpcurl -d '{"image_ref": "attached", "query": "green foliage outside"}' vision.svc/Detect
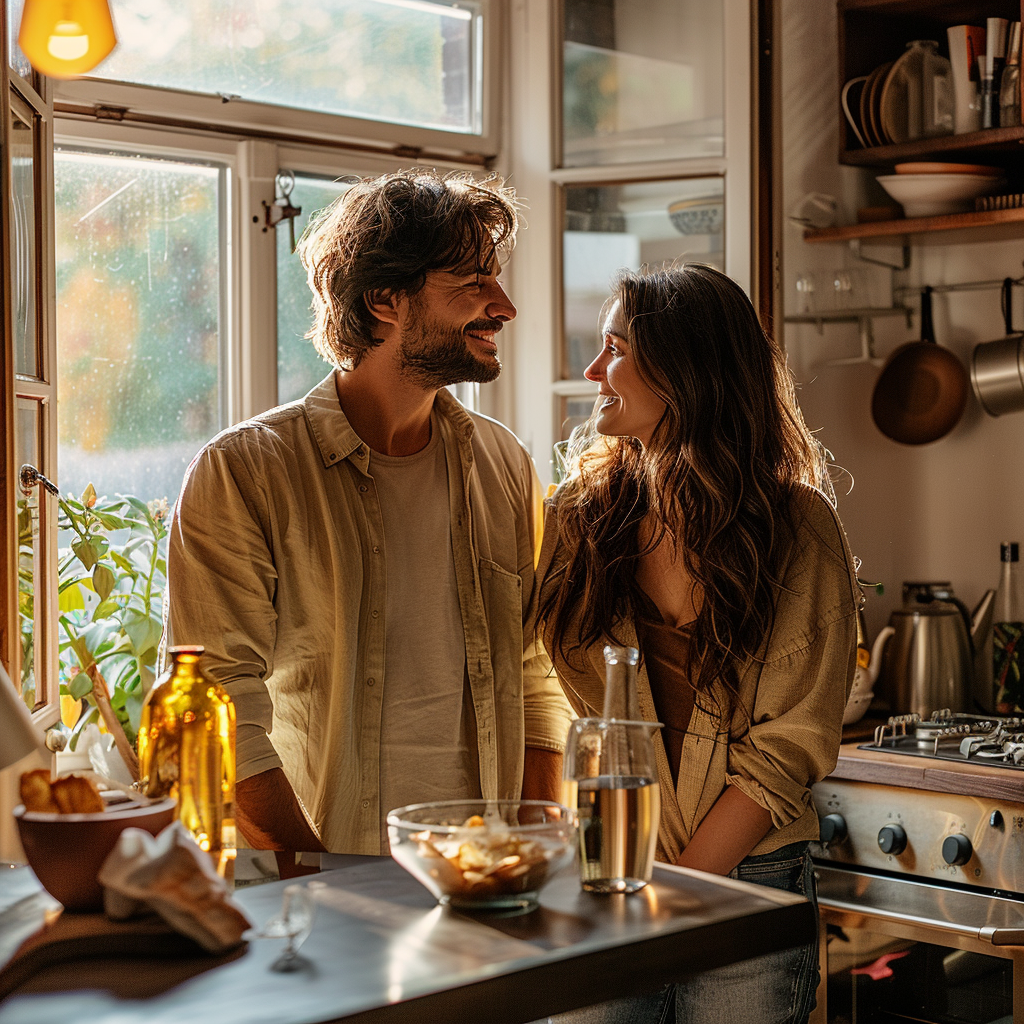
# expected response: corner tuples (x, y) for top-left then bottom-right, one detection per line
(19, 484), (168, 750)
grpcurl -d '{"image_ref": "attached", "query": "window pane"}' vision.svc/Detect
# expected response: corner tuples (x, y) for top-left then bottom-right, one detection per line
(11, 105), (37, 377)
(561, 177), (724, 380)
(276, 175), (349, 405)
(97, 0), (481, 134)
(16, 398), (42, 705)
(6, 0), (32, 80)
(562, 0), (724, 167)
(559, 396), (596, 443)
(55, 149), (225, 505)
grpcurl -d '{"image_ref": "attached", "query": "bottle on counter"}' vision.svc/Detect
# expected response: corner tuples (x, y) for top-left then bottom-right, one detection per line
(994, 543), (1024, 713)
(1000, 22), (1022, 127)
(138, 645), (237, 879)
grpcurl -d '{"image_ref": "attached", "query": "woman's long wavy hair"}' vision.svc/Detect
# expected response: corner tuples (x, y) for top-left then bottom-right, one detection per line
(540, 263), (832, 706)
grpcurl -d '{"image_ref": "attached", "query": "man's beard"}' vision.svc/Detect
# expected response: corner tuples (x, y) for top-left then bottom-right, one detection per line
(398, 309), (503, 389)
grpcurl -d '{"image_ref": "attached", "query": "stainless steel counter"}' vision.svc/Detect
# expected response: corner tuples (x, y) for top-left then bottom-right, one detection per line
(0, 855), (815, 1024)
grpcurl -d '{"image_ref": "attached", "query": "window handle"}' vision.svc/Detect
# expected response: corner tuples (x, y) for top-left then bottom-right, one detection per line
(19, 463), (59, 498)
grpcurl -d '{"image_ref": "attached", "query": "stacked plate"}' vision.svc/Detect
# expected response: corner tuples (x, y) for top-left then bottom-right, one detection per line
(876, 163), (1004, 218)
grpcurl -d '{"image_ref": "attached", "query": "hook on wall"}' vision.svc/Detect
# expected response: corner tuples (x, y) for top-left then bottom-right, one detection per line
(262, 171), (303, 251)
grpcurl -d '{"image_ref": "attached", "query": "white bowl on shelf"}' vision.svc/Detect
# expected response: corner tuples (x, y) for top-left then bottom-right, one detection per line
(875, 173), (1004, 218)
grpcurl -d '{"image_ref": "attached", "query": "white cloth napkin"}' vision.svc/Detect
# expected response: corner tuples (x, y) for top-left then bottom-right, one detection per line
(98, 821), (252, 953)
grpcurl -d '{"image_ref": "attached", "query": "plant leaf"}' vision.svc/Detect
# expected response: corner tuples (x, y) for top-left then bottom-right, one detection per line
(92, 564), (115, 602)
(68, 671), (93, 699)
(71, 539), (98, 571)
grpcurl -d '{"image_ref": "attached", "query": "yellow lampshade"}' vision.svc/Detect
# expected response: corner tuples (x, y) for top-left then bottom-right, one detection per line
(18, 0), (117, 79)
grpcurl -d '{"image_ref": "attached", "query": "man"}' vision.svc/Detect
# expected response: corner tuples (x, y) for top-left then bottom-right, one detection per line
(163, 170), (573, 857)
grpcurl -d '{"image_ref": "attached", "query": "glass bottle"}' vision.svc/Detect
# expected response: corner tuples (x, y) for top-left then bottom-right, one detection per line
(138, 645), (237, 878)
(999, 22), (1022, 128)
(994, 543), (1024, 713)
(562, 646), (661, 894)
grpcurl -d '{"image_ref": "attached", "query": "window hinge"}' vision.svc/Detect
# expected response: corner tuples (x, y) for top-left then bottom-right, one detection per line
(95, 104), (128, 122)
(392, 145), (422, 159)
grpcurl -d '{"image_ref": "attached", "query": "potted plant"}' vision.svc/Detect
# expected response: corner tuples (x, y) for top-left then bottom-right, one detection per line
(19, 484), (169, 779)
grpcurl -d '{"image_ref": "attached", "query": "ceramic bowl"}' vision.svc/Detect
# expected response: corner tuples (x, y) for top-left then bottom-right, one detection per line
(387, 799), (576, 911)
(668, 198), (724, 236)
(14, 796), (177, 911)
(875, 173), (1003, 218)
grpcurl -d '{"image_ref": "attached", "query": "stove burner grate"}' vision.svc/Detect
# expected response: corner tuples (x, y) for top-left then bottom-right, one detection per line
(864, 711), (1024, 768)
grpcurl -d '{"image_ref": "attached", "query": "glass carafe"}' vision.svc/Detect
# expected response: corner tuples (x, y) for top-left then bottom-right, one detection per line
(138, 645), (237, 879)
(562, 646), (662, 893)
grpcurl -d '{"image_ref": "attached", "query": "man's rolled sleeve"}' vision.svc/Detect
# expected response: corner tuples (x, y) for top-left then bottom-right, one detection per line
(164, 437), (284, 783)
(522, 641), (574, 752)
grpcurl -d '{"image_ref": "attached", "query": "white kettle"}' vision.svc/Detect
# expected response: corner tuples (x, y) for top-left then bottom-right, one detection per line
(844, 611), (893, 725)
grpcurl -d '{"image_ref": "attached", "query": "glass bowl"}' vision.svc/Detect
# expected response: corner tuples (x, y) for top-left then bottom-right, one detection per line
(387, 799), (577, 911)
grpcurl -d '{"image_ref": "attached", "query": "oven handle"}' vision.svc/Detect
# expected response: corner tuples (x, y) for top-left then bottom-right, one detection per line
(980, 926), (1024, 946)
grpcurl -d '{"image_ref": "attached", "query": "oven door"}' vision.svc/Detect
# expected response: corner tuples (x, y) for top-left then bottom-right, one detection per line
(812, 864), (1024, 1024)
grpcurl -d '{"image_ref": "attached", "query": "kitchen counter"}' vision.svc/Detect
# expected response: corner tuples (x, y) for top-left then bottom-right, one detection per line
(0, 855), (815, 1024)
(831, 740), (1024, 802)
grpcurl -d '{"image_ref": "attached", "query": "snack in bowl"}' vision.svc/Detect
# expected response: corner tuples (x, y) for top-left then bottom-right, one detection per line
(387, 799), (576, 911)
(20, 769), (106, 814)
(15, 770), (176, 912)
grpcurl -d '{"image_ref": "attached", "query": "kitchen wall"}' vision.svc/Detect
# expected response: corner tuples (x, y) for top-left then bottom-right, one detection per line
(782, 0), (1024, 652)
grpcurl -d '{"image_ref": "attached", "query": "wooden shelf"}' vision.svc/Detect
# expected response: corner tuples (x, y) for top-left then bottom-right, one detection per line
(804, 207), (1024, 245)
(841, 127), (1024, 167)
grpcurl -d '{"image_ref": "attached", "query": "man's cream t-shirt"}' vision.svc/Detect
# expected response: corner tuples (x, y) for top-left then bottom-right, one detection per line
(370, 418), (480, 847)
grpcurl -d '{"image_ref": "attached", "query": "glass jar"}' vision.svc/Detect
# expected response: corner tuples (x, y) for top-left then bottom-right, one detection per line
(886, 40), (954, 142)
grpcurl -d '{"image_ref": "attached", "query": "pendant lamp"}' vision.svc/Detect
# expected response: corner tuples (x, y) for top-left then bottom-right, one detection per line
(18, 0), (117, 79)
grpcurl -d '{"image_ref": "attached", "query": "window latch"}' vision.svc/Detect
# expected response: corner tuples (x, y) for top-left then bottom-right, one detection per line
(262, 170), (302, 252)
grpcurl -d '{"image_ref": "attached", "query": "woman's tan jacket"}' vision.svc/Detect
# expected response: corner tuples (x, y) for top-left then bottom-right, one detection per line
(531, 485), (861, 863)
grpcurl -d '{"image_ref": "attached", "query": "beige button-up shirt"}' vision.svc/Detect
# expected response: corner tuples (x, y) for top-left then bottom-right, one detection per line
(165, 375), (574, 854)
(533, 485), (860, 863)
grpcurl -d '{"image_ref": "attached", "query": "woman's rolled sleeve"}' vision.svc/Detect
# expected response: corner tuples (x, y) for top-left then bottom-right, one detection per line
(725, 609), (858, 828)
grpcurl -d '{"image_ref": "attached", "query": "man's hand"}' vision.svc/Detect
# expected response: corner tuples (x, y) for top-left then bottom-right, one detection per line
(236, 767), (326, 854)
(522, 746), (563, 803)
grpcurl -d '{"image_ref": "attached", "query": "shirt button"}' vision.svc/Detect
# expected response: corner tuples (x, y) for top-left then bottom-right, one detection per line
(372, 545), (380, 553)
(371, 609), (379, 618)
(359, 484), (368, 493)
(366, 677), (375, 687)
(362, 799), (370, 809)
(356, 447), (366, 458)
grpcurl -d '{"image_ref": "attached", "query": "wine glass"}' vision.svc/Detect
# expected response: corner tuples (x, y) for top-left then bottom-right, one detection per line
(253, 882), (319, 972)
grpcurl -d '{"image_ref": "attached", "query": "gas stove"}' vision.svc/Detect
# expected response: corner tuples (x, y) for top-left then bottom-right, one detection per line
(859, 710), (1024, 769)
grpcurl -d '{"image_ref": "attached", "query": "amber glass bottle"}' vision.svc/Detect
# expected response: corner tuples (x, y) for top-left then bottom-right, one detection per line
(138, 645), (236, 878)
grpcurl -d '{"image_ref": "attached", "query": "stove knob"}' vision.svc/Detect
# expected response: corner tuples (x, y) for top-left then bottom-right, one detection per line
(819, 813), (847, 843)
(877, 824), (907, 855)
(941, 834), (973, 866)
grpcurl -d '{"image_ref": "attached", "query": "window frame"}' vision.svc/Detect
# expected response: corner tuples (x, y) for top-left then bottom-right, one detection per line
(3, 39), (60, 731)
(52, 0), (503, 160)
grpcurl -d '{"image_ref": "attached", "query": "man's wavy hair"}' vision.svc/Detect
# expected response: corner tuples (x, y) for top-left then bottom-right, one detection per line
(296, 169), (519, 369)
(540, 263), (833, 706)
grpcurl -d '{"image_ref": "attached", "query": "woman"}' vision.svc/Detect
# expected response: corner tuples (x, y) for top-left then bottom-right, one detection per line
(535, 264), (860, 1024)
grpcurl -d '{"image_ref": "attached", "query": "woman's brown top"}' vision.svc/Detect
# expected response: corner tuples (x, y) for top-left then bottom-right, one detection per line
(635, 591), (695, 787)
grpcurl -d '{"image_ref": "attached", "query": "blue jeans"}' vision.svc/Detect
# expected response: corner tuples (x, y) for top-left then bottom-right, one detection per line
(549, 841), (819, 1024)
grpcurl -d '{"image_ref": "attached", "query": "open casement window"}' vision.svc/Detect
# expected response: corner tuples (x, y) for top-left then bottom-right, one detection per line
(2, 16), (60, 744)
(505, 0), (777, 485)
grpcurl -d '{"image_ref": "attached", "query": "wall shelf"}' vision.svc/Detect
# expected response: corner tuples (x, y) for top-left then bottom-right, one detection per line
(841, 127), (1024, 168)
(804, 208), (1024, 245)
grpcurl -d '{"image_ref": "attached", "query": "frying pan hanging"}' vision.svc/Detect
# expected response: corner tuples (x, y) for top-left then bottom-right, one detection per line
(871, 286), (969, 445)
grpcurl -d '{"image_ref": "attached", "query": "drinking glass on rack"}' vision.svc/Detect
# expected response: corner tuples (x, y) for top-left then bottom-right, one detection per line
(562, 646), (662, 894)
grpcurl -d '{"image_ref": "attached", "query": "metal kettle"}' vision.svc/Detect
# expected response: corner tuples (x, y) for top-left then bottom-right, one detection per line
(878, 581), (996, 718)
